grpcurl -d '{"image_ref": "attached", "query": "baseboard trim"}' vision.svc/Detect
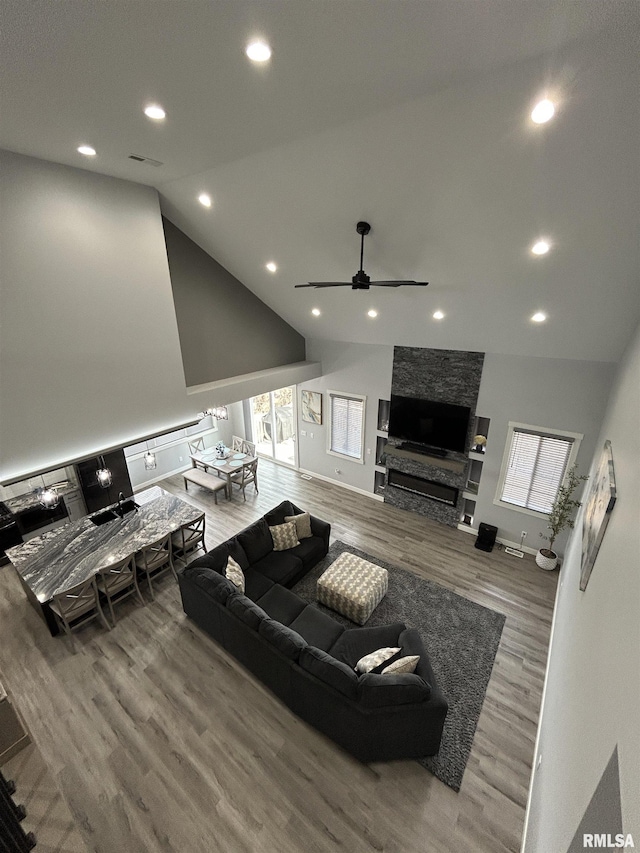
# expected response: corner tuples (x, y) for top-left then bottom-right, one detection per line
(297, 467), (380, 501)
(131, 464), (191, 490)
(457, 523), (537, 555)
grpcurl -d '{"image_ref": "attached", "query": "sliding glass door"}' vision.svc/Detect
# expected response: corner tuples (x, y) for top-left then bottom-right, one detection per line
(249, 386), (297, 466)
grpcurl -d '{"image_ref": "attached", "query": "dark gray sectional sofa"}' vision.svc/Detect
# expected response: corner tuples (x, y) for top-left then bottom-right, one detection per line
(178, 500), (448, 763)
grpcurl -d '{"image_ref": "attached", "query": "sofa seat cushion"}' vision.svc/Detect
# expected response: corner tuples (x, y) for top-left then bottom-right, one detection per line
(183, 566), (237, 604)
(256, 584), (307, 625)
(329, 622), (407, 667)
(251, 550), (304, 587)
(242, 566), (274, 602)
(289, 605), (345, 652)
(237, 518), (273, 564)
(258, 618), (307, 660)
(358, 672), (432, 708)
(288, 536), (327, 571)
(299, 646), (359, 700)
(227, 593), (269, 630)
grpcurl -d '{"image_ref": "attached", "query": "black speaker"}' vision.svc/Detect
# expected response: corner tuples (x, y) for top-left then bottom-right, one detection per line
(475, 522), (498, 552)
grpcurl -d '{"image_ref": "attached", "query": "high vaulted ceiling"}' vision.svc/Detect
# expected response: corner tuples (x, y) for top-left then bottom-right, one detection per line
(2, 1), (639, 363)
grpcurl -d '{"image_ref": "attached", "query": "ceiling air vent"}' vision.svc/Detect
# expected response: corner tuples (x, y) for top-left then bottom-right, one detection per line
(128, 153), (163, 167)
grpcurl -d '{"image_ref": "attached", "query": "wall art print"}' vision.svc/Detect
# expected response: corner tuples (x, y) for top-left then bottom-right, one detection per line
(301, 390), (322, 425)
(580, 440), (617, 591)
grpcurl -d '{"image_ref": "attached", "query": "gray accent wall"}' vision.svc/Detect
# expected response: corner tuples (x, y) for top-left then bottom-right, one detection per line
(0, 150), (190, 481)
(163, 217), (305, 387)
(522, 321), (640, 852)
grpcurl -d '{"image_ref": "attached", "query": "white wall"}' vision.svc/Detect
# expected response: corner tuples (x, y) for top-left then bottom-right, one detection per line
(0, 150), (192, 481)
(297, 340), (393, 494)
(523, 322), (640, 852)
(473, 353), (614, 550)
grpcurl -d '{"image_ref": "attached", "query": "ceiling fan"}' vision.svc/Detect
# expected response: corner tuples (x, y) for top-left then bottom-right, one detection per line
(295, 221), (429, 290)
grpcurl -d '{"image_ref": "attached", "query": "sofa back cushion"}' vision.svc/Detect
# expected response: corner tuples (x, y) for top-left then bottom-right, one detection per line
(258, 618), (307, 660)
(299, 646), (359, 700)
(184, 565), (237, 604)
(237, 518), (273, 565)
(187, 542), (229, 574)
(227, 538), (250, 571)
(227, 593), (269, 630)
(264, 500), (297, 527)
(358, 672), (432, 708)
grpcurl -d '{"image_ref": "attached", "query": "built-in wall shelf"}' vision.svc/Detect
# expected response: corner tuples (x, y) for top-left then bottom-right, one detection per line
(377, 399), (390, 434)
(374, 470), (386, 496)
(460, 415), (490, 525)
(375, 436), (388, 466)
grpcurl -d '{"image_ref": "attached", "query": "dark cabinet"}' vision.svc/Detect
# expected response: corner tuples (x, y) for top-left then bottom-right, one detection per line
(75, 449), (133, 514)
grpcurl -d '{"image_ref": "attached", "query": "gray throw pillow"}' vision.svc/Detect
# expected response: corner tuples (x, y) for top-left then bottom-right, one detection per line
(284, 512), (313, 540)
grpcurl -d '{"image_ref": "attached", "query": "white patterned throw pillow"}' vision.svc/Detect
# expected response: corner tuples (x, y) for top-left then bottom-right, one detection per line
(382, 655), (420, 675)
(225, 556), (245, 593)
(269, 521), (300, 552)
(355, 647), (401, 674)
(284, 512), (313, 540)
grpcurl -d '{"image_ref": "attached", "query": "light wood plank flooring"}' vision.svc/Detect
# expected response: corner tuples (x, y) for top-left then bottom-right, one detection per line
(0, 459), (557, 852)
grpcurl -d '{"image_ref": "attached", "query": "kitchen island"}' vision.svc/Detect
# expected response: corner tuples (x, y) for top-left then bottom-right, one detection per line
(6, 486), (201, 635)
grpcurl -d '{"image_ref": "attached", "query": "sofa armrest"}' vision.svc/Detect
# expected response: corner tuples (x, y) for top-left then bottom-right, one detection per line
(309, 514), (331, 547)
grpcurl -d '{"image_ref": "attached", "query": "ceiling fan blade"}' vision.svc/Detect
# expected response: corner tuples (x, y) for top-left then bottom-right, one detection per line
(369, 281), (429, 287)
(295, 282), (352, 288)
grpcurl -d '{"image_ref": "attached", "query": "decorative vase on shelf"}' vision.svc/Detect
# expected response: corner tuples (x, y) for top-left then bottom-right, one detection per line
(535, 549), (558, 571)
(472, 434), (487, 453)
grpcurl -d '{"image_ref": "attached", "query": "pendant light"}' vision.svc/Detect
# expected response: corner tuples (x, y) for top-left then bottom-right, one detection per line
(144, 441), (157, 470)
(37, 478), (60, 509)
(96, 455), (112, 488)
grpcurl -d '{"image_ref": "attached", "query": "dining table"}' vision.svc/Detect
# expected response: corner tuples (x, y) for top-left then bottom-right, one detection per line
(6, 486), (202, 635)
(189, 449), (257, 500)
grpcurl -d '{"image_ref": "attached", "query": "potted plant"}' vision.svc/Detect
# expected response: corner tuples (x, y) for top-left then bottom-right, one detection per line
(536, 464), (588, 570)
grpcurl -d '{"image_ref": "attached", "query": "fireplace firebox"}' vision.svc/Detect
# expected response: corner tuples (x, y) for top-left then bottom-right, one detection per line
(387, 469), (459, 506)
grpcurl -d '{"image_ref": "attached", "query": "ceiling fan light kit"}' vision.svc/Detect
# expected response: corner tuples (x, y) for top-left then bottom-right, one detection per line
(295, 221), (429, 291)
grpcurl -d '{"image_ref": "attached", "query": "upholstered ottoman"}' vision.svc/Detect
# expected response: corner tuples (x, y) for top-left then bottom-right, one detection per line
(317, 552), (388, 625)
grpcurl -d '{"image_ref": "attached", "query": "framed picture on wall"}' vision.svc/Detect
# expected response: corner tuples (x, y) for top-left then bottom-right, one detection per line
(301, 390), (322, 425)
(580, 440), (617, 591)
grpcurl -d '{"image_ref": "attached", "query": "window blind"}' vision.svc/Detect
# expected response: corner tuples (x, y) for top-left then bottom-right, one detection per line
(500, 429), (573, 513)
(330, 394), (364, 459)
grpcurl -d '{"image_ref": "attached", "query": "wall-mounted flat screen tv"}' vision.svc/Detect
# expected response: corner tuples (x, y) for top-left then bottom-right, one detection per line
(388, 395), (471, 453)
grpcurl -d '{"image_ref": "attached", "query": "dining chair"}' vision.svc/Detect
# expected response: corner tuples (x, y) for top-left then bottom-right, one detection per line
(188, 437), (208, 471)
(231, 435), (244, 452)
(230, 458), (259, 501)
(171, 513), (206, 567)
(49, 576), (111, 646)
(96, 553), (145, 626)
(242, 440), (256, 457)
(135, 533), (175, 600)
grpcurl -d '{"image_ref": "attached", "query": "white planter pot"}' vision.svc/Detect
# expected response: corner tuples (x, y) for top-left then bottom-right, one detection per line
(536, 549), (559, 571)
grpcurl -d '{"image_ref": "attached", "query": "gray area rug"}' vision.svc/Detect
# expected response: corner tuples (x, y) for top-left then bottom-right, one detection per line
(293, 541), (506, 791)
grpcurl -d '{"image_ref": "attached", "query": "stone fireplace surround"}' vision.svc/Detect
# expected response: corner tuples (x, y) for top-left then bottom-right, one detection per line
(383, 347), (484, 527)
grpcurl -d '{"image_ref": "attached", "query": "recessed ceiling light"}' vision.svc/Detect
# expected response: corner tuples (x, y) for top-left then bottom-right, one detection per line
(77, 145), (96, 156)
(531, 99), (555, 124)
(266, 262), (277, 273)
(311, 308), (321, 317)
(367, 309), (378, 318)
(531, 240), (550, 255)
(531, 312), (547, 323)
(246, 40), (271, 62)
(198, 193), (212, 208)
(144, 104), (166, 120)
(433, 310), (445, 320)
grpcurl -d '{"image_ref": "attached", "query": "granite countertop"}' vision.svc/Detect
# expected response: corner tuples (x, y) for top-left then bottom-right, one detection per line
(6, 487), (202, 602)
(4, 481), (79, 514)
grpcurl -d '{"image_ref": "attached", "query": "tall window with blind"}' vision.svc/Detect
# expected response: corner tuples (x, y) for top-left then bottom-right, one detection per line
(327, 391), (366, 463)
(495, 423), (583, 515)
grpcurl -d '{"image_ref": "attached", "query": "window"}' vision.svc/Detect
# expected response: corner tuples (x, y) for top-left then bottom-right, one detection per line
(327, 391), (366, 463)
(495, 422), (583, 515)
